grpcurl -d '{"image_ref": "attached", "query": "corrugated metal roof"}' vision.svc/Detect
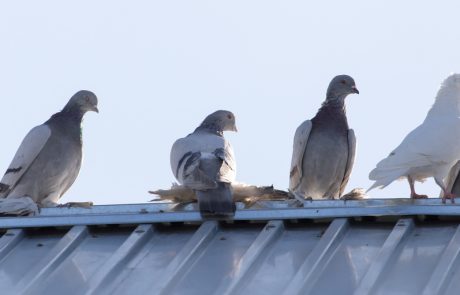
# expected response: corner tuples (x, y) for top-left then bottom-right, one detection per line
(1, 199), (460, 295)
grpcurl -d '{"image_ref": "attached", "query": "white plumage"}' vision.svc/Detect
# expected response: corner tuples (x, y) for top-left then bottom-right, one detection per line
(368, 73), (460, 202)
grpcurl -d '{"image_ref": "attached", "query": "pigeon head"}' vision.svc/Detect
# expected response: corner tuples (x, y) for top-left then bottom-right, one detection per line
(429, 73), (460, 116)
(63, 90), (99, 114)
(441, 73), (460, 89)
(197, 110), (238, 134)
(326, 75), (359, 101)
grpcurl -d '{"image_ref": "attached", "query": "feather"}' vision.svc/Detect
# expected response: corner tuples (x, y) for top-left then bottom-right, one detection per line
(0, 125), (51, 198)
(289, 120), (312, 191)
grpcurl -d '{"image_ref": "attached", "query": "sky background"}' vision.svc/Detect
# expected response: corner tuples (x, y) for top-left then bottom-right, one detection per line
(1, 1), (460, 204)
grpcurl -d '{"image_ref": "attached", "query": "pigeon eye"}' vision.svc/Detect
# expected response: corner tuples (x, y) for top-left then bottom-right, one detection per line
(85, 96), (90, 102)
(340, 80), (347, 85)
(227, 114), (232, 119)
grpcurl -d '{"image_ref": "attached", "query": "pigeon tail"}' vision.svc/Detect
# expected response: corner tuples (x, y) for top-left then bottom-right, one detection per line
(368, 163), (409, 191)
(367, 173), (403, 192)
(196, 182), (235, 218)
(0, 196), (39, 216)
(367, 181), (384, 193)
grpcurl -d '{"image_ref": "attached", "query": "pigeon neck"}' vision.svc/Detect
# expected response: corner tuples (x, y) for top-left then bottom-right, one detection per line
(195, 124), (224, 136)
(60, 107), (85, 122)
(313, 95), (349, 128)
(426, 90), (460, 119)
(321, 94), (347, 110)
(47, 107), (84, 128)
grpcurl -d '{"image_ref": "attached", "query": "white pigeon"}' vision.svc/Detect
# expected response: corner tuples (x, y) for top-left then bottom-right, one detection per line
(170, 110), (237, 217)
(368, 74), (460, 203)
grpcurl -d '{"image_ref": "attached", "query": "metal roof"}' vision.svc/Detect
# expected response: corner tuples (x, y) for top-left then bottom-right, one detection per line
(1, 198), (460, 295)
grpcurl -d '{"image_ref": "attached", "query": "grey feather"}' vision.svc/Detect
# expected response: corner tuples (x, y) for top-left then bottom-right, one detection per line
(444, 161), (460, 196)
(213, 147), (236, 183)
(170, 110), (237, 217)
(196, 182), (235, 218)
(0, 90), (98, 210)
(289, 75), (359, 199)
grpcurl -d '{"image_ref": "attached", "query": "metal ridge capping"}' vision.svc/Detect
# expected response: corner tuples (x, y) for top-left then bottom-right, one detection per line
(0, 198), (460, 228)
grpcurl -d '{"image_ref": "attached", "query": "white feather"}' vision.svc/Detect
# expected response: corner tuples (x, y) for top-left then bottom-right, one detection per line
(369, 73), (460, 191)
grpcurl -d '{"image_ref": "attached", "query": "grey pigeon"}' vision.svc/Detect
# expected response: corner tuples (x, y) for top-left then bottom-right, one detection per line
(289, 75), (359, 200)
(0, 90), (98, 209)
(170, 110), (237, 218)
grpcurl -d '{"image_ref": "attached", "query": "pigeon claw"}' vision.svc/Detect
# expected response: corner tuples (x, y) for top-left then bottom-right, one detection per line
(442, 193), (456, 204)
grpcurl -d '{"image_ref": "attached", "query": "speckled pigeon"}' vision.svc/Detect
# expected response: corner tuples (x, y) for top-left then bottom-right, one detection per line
(369, 74), (460, 203)
(289, 75), (359, 200)
(0, 90), (98, 210)
(170, 110), (237, 217)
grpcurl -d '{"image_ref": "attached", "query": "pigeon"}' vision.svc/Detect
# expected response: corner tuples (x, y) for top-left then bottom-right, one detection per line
(289, 75), (359, 200)
(368, 74), (460, 203)
(0, 90), (98, 211)
(170, 110), (237, 218)
(445, 161), (460, 197)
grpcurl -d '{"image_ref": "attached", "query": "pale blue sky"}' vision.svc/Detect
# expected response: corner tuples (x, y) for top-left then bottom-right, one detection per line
(1, 1), (459, 204)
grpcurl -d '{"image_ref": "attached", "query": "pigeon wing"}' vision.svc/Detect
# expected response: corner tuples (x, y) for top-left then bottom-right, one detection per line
(289, 120), (312, 191)
(339, 129), (356, 196)
(170, 136), (192, 181)
(171, 132), (226, 190)
(215, 141), (236, 183)
(0, 125), (51, 198)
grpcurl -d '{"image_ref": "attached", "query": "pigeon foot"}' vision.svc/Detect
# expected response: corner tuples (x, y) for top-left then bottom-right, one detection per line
(442, 193), (455, 204)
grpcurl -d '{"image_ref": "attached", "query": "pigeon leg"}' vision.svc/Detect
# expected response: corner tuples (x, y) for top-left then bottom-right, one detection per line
(408, 176), (428, 199)
(42, 198), (93, 209)
(287, 190), (308, 207)
(434, 177), (455, 204)
(41, 192), (61, 207)
(442, 193), (456, 204)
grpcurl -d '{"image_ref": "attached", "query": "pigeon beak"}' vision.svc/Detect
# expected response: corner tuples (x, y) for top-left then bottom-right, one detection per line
(351, 85), (360, 94)
(233, 125), (238, 132)
(92, 106), (99, 113)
